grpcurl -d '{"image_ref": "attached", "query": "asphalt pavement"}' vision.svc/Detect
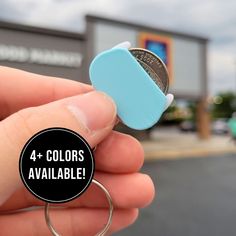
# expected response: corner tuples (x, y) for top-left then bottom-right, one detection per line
(115, 153), (236, 236)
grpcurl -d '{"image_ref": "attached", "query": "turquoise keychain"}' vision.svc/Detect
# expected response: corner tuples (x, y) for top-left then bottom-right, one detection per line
(44, 42), (173, 236)
(90, 41), (173, 130)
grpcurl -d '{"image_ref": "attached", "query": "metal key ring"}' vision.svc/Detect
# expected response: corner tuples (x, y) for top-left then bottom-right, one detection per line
(44, 179), (113, 236)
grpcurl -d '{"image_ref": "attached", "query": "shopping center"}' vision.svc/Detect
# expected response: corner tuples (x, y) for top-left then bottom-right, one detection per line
(0, 15), (209, 137)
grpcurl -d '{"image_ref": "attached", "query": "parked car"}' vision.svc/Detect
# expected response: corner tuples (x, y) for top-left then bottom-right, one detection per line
(180, 119), (229, 134)
(179, 120), (196, 132)
(211, 118), (229, 134)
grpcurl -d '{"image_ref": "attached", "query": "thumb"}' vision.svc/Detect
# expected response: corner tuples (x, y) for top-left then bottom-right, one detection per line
(0, 91), (116, 204)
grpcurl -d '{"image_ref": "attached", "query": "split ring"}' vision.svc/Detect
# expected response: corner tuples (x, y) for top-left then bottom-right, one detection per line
(44, 179), (113, 236)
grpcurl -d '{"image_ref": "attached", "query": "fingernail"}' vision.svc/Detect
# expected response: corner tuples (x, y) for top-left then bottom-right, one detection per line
(165, 94), (174, 110)
(66, 91), (117, 133)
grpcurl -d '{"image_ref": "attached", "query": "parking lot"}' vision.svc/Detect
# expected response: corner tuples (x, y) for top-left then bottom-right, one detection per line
(116, 153), (236, 236)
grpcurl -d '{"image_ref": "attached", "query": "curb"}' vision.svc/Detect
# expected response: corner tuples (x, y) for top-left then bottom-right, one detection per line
(142, 146), (236, 161)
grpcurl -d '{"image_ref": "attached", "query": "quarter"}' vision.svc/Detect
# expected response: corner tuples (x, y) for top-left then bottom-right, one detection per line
(129, 48), (169, 94)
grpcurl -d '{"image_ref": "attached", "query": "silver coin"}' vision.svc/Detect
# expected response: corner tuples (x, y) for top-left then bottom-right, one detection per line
(135, 58), (165, 92)
(129, 48), (169, 94)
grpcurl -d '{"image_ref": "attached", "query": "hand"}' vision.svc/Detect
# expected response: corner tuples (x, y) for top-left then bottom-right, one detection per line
(0, 66), (155, 235)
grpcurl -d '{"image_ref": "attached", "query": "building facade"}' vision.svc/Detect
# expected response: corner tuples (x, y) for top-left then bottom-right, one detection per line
(0, 15), (209, 137)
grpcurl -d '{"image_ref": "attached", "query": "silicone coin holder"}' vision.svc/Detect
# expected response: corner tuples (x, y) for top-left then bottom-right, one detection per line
(90, 47), (167, 130)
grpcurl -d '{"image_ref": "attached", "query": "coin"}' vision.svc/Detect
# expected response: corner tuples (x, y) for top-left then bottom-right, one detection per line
(129, 48), (169, 94)
(135, 58), (166, 92)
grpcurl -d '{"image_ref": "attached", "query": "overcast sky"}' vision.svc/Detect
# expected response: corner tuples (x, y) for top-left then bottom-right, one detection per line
(1, 0), (236, 95)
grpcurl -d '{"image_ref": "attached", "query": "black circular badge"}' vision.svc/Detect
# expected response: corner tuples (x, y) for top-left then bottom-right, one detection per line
(19, 127), (94, 203)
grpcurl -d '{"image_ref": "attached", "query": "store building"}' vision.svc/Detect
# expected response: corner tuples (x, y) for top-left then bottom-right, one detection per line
(0, 15), (209, 138)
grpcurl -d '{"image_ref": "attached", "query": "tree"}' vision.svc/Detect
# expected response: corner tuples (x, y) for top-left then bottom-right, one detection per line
(211, 92), (236, 119)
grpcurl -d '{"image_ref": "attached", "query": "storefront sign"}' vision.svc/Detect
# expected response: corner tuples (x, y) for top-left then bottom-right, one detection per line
(139, 32), (173, 83)
(0, 44), (83, 68)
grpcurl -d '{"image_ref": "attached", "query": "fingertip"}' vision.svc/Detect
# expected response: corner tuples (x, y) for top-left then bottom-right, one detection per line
(110, 208), (139, 234)
(130, 208), (139, 224)
(66, 91), (117, 132)
(113, 41), (131, 49)
(95, 132), (144, 173)
(122, 208), (139, 228)
(138, 174), (156, 208)
(165, 93), (174, 110)
(127, 135), (145, 171)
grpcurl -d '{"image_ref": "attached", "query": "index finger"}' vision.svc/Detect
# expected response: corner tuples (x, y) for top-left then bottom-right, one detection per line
(0, 66), (93, 119)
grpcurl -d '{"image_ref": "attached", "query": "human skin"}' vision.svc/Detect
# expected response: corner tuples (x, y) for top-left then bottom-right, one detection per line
(0, 66), (155, 236)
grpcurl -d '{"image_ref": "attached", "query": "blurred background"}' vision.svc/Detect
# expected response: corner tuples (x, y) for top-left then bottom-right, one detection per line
(0, 0), (236, 235)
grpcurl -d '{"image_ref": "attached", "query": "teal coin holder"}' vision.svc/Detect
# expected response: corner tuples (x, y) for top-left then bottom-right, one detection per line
(89, 47), (167, 130)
